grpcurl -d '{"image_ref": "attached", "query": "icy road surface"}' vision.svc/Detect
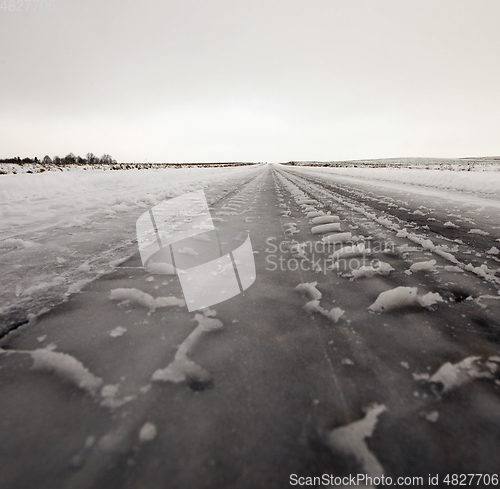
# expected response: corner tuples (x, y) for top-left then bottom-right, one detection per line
(1, 164), (500, 488)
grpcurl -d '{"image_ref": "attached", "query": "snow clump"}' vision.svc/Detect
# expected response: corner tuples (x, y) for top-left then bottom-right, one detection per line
(429, 356), (493, 392)
(351, 262), (394, 280)
(295, 282), (322, 301)
(110, 288), (185, 311)
(138, 422), (157, 442)
(369, 286), (443, 312)
(409, 260), (437, 273)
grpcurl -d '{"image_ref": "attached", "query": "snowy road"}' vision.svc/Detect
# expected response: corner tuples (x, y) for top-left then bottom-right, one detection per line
(1, 164), (500, 488)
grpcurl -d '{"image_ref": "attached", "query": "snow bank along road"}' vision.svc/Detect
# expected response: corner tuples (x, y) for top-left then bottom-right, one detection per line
(1, 164), (500, 488)
(0, 165), (261, 335)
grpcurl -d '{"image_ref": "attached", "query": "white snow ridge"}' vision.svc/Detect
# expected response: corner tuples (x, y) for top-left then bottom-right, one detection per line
(30, 349), (104, 395)
(0, 348), (103, 396)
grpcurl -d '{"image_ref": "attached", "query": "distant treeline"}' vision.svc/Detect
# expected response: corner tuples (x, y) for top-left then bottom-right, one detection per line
(0, 155), (258, 174)
(0, 155), (259, 167)
(0, 153), (117, 165)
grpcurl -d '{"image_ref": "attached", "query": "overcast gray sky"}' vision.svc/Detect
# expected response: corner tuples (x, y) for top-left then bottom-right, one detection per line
(1, 0), (499, 162)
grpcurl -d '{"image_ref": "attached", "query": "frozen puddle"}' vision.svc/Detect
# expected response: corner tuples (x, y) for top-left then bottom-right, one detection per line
(152, 311), (223, 390)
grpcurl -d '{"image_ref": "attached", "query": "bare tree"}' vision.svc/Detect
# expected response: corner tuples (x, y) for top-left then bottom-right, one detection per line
(100, 154), (113, 164)
(42, 155), (52, 165)
(64, 153), (76, 164)
(86, 152), (97, 164)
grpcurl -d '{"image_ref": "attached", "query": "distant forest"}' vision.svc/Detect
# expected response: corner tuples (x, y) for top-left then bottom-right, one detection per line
(0, 153), (117, 165)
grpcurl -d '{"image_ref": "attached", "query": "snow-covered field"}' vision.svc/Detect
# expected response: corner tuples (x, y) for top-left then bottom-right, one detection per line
(288, 156), (500, 171)
(0, 161), (255, 175)
(290, 164), (500, 196)
(0, 165), (261, 334)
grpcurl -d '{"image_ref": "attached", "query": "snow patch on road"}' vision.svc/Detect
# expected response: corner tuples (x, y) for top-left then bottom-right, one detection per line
(468, 229), (489, 236)
(369, 286), (443, 312)
(341, 358), (355, 365)
(0, 347), (103, 395)
(463, 263), (498, 282)
(321, 232), (353, 244)
(312, 215), (340, 224)
(303, 299), (345, 324)
(109, 326), (127, 337)
(331, 243), (369, 260)
(306, 211), (324, 218)
(30, 349), (103, 395)
(100, 384), (135, 409)
(421, 411), (439, 423)
(311, 223), (342, 235)
(351, 262), (394, 280)
(326, 404), (387, 478)
(138, 422), (157, 442)
(409, 260), (437, 273)
(428, 356), (493, 392)
(152, 312), (223, 385)
(110, 288), (185, 312)
(295, 282), (322, 301)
